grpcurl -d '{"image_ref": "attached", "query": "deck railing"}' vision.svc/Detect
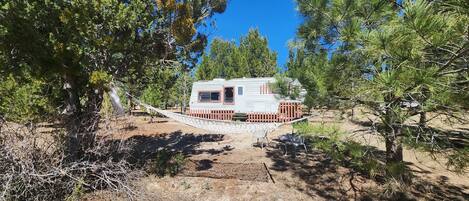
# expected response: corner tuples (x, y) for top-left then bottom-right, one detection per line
(188, 101), (302, 122)
(188, 109), (234, 120)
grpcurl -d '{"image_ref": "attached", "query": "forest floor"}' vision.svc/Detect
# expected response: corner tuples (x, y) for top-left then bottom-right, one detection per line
(84, 110), (469, 201)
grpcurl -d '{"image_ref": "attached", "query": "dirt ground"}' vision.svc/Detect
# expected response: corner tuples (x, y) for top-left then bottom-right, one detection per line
(86, 111), (469, 201)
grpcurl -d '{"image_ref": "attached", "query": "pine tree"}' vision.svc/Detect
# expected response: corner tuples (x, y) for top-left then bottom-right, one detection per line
(240, 29), (278, 77)
(294, 0), (469, 180)
(195, 29), (278, 80)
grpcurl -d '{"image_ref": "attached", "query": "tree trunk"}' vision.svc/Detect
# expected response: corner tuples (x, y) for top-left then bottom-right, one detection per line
(385, 129), (403, 164)
(80, 88), (104, 152)
(419, 111), (426, 127)
(182, 72), (187, 114)
(62, 73), (104, 161)
(63, 73), (82, 161)
(382, 95), (408, 182)
(383, 122), (409, 184)
(127, 98), (133, 116)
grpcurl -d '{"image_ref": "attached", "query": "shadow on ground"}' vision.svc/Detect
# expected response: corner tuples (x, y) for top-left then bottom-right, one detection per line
(351, 119), (469, 150)
(100, 131), (226, 168)
(266, 135), (469, 200)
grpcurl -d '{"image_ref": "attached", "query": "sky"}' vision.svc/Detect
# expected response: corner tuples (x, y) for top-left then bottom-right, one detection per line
(205, 0), (302, 68)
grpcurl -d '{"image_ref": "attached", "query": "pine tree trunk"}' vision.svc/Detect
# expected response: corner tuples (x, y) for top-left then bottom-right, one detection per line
(419, 111), (426, 127)
(182, 73), (187, 114)
(383, 104), (408, 182)
(382, 94), (407, 181)
(385, 128), (403, 164)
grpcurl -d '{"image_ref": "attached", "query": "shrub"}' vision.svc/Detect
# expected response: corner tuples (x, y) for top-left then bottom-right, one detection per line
(146, 149), (186, 177)
(294, 122), (346, 159)
(0, 74), (57, 123)
(446, 147), (469, 174)
(0, 122), (142, 201)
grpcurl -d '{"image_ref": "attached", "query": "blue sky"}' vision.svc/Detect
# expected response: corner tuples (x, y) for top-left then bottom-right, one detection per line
(205, 0), (302, 68)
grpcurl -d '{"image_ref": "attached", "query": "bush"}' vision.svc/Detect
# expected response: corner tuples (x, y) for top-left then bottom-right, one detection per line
(294, 122), (345, 159)
(446, 147), (469, 174)
(146, 149), (186, 177)
(270, 74), (302, 100)
(0, 74), (58, 123)
(0, 122), (142, 201)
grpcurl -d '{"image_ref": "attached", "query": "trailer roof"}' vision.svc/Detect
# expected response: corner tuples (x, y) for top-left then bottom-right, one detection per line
(194, 77), (275, 84)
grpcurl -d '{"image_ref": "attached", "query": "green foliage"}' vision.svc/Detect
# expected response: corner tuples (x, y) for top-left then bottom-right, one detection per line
(140, 67), (192, 109)
(195, 29), (278, 80)
(286, 47), (338, 108)
(172, 71), (193, 110)
(0, 74), (57, 123)
(65, 178), (85, 201)
(146, 149), (186, 177)
(195, 39), (246, 80)
(446, 147), (469, 174)
(239, 29), (278, 77)
(89, 70), (111, 90)
(270, 74), (301, 100)
(293, 0), (469, 176)
(295, 122), (345, 159)
(295, 122), (343, 139)
(141, 84), (164, 109)
(294, 122), (385, 178)
(401, 126), (468, 173)
(99, 92), (114, 119)
(0, 0), (226, 123)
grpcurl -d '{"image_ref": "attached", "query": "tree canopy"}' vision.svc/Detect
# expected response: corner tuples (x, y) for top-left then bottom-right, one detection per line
(290, 0), (469, 179)
(0, 0), (226, 158)
(195, 28), (278, 80)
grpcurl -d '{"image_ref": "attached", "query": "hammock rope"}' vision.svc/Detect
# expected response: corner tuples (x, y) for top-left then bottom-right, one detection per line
(127, 93), (308, 138)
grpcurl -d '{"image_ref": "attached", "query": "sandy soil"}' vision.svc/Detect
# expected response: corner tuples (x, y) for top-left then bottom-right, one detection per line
(85, 111), (469, 201)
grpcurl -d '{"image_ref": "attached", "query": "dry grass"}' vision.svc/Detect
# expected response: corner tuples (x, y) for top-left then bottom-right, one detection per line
(8, 109), (467, 200)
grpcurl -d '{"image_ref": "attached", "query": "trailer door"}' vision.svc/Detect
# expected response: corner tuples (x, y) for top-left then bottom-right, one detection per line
(234, 85), (245, 113)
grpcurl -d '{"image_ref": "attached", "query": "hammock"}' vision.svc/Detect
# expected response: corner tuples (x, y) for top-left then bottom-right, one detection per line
(127, 94), (307, 138)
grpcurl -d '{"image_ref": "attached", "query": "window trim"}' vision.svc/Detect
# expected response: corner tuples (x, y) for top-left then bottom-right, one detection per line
(198, 91), (221, 103)
(237, 86), (244, 96)
(223, 86), (235, 105)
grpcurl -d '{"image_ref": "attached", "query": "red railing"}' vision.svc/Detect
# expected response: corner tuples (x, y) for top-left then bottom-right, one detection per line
(188, 101), (302, 122)
(247, 113), (278, 122)
(278, 102), (302, 122)
(188, 109), (234, 120)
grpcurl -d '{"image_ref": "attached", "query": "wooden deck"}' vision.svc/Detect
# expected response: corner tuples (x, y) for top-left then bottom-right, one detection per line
(188, 102), (302, 122)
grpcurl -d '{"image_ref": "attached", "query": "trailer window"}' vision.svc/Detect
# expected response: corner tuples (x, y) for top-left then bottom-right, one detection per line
(199, 91), (220, 102)
(237, 86), (243, 95)
(210, 92), (220, 101)
(224, 87), (234, 103)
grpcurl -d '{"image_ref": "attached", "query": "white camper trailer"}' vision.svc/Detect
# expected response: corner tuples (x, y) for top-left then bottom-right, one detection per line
(188, 77), (305, 122)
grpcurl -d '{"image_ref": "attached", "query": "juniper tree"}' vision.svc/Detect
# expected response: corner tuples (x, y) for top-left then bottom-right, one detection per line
(0, 0), (226, 159)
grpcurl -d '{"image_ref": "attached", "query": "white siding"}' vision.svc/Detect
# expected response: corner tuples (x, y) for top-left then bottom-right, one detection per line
(189, 77), (283, 113)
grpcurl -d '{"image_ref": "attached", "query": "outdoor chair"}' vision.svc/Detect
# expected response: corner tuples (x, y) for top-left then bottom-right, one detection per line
(252, 130), (270, 149)
(278, 133), (307, 156)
